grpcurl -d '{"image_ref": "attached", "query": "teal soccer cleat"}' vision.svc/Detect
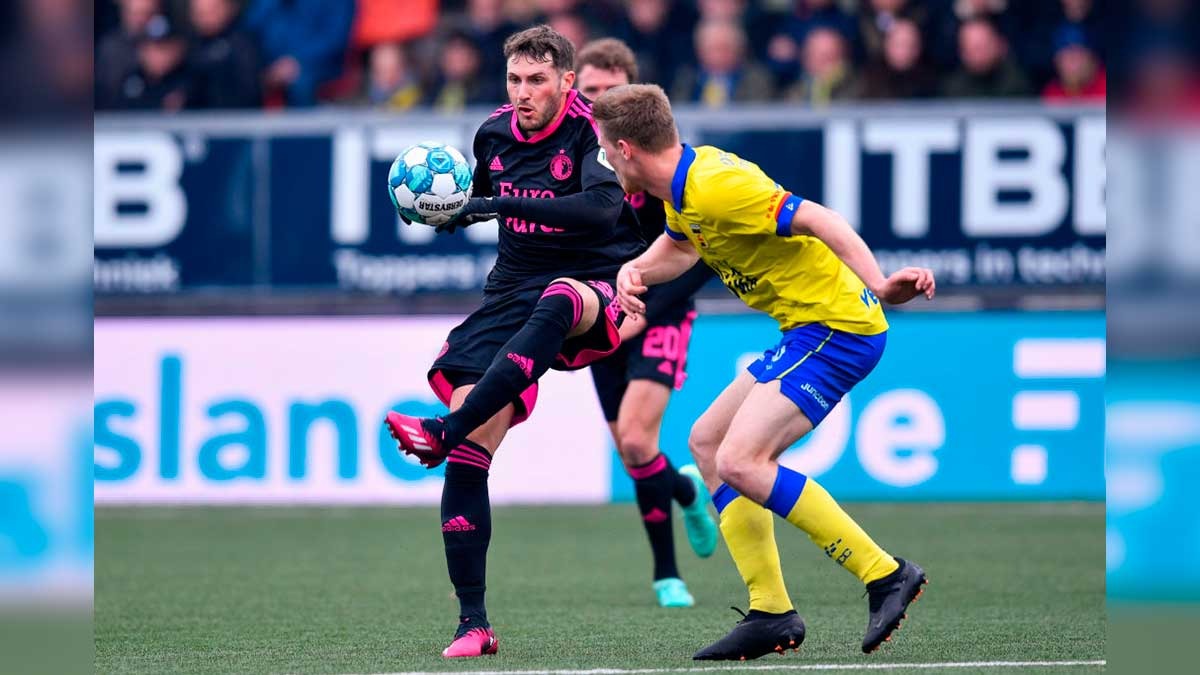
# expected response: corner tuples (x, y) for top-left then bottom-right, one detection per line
(653, 577), (695, 608)
(678, 464), (718, 558)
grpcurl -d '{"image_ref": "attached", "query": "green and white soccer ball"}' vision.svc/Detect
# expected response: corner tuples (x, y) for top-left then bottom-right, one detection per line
(387, 141), (473, 226)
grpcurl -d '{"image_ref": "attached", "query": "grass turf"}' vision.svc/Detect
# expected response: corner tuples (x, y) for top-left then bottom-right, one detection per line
(95, 502), (1104, 674)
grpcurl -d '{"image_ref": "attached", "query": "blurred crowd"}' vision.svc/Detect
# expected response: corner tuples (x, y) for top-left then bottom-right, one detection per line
(91, 0), (1191, 114)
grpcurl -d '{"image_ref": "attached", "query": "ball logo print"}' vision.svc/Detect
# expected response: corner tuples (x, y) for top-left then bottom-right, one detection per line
(388, 141), (473, 226)
(550, 150), (573, 181)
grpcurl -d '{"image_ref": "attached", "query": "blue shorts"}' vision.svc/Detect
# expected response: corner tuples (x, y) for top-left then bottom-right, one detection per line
(747, 323), (887, 426)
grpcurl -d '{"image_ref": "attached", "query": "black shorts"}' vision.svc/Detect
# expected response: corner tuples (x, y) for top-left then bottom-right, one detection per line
(590, 292), (697, 423)
(429, 277), (622, 428)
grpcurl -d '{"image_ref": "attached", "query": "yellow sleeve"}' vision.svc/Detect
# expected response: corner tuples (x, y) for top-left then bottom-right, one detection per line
(695, 166), (805, 238)
(664, 209), (688, 242)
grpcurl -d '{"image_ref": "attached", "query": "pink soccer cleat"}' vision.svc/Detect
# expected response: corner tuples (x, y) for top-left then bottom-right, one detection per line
(385, 412), (449, 468)
(442, 626), (499, 658)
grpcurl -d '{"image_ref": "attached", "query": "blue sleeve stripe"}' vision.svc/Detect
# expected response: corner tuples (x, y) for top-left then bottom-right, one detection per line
(664, 225), (688, 241)
(774, 193), (804, 237)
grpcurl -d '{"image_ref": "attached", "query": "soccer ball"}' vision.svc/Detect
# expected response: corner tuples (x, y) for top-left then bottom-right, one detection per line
(387, 141), (473, 226)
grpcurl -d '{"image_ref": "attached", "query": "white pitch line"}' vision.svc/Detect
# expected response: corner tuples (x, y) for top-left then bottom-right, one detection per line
(361, 659), (1106, 675)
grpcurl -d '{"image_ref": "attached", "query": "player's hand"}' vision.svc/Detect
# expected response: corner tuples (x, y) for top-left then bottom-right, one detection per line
(873, 267), (936, 304)
(617, 264), (648, 316)
(436, 197), (499, 234)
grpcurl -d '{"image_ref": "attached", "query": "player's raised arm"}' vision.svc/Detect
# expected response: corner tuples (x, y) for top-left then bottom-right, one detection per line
(788, 200), (936, 304)
(617, 232), (699, 315)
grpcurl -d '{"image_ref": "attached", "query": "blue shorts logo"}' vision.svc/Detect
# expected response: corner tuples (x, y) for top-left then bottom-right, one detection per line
(800, 382), (830, 410)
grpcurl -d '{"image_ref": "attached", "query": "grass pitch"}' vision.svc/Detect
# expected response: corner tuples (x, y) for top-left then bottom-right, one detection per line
(95, 502), (1104, 674)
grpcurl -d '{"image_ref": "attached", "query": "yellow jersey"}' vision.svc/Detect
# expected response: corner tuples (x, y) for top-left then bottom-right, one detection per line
(663, 144), (888, 335)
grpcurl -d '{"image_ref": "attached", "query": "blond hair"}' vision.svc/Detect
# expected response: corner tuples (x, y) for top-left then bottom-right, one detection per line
(591, 84), (678, 152)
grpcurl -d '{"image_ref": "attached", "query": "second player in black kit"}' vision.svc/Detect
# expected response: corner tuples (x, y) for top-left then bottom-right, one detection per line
(574, 37), (718, 609)
(385, 25), (646, 658)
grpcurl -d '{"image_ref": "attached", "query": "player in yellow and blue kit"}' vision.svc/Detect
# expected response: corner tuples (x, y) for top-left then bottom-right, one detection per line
(592, 85), (936, 660)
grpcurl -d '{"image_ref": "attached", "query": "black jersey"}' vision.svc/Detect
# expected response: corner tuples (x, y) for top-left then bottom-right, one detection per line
(625, 189), (667, 248)
(472, 90), (645, 292)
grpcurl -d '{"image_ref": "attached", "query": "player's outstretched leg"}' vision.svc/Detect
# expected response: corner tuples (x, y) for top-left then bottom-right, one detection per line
(718, 381), (928, 654)
(628, 453), (690, 606)
(440, 440), (501, 658)
(387, 280), (594, 466)
(688, 373), (804, 660)
(613, 379), (717, 606)
(691, 488), (806, 660)
(762, 467), (928, 652)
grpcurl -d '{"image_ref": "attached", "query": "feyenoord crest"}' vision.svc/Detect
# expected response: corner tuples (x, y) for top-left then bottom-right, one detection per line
(550, 150), (573, 180)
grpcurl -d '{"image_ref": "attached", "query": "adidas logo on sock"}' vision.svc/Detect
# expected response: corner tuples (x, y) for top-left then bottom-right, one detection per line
(643, 507), (669, 523)
(442, 516), (477, 532)
(489, 155), (504, 171)
(507, 352), (534, 379)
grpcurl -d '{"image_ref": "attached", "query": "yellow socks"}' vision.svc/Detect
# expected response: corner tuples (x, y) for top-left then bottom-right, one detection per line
(712, 485), (793, 614)
(763, 466), (899, 584)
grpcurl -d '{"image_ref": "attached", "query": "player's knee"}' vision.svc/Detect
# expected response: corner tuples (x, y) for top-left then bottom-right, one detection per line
(688, 418), (721, 461)
(616, 423), (657, 467)
(714, 445), (754, 490)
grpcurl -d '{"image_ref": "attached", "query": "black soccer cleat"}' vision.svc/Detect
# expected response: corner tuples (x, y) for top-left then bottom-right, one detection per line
(693, 608), (806, 661)
(862, 557), (928, 654)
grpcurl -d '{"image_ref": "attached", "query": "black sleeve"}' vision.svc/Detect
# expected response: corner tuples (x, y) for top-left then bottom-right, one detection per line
(490, 126), (624, 229)
(643, 260), (715, 320)
(472, 128), (494, 198)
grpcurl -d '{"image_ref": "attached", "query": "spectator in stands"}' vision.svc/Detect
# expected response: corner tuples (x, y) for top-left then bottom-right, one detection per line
(785, 26), (854, 106)
(242, 0), (354, 107)
(671, 19), (774, 107)
(766, 0), (858, 88)
(95, 0), (162, 108)
(429, 30), (501, 112)
(96, 13), (193, 110)
(930, 0), (1019, 70)
(851, 17), (938, 99)
(1042, 25), (1105, 103)
(547, 13), (590, 51)
(186, 0), (260, 109)
(365, 41), (422, 111)
(698, 0), (777, 65)
(615, 0), (697, 95)
(859, 0), (928, 62)
(941, 16), (1031, 98)
(463, 0), (521, 86)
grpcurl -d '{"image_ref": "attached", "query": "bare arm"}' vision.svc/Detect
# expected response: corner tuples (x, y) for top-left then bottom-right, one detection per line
(790, 200), (935, 304)
(616, 233), (701, 315)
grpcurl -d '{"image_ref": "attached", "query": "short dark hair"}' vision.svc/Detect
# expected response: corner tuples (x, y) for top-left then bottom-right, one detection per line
(575, 38), (638, 82)
(503, 24), (575, 73)
(592, 84), (678, 153)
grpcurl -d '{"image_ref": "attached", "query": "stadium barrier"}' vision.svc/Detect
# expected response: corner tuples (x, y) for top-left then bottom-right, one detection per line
(94, 311), (1103, 505)
(94, 103), (1104, 296)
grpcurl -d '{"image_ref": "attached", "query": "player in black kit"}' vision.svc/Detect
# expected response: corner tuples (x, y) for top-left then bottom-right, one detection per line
(384, 25), (646, 658)
(574, 38), (719, 609)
